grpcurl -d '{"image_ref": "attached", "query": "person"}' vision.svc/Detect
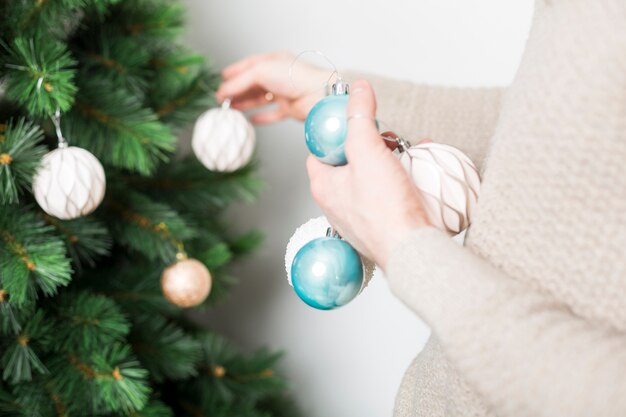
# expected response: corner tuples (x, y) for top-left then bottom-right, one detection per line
(216, 1), (626, 416)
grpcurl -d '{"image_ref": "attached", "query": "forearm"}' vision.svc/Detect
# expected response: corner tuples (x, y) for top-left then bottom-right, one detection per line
(343, 71), (504, 171)
(386, 227), (626, 417)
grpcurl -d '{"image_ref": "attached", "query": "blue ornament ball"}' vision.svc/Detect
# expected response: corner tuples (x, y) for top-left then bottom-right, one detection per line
(291, 236), (364, 310)
(304, 94), (349, 166)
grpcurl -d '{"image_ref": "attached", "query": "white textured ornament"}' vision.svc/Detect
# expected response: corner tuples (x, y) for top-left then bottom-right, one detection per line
(399, 142), (480, 234)
(161, 258), (212, 308)
(285, 216), (376, 291)
(33, 145), (106, 220)
(192, 101), (256, 172)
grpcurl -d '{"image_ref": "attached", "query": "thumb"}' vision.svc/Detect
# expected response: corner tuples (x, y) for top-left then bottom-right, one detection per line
(344, 80), (383, 160)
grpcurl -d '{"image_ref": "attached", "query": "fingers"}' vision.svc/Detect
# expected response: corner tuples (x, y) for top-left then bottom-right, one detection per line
(232, 95), (273, 112)
(219, 51), (293, 102)
(306, 154), (334, 203)
(306, 153), (334, 177)
(344, 80), (384, 159)
(221, 53), (270, 80)
(250, 100), (289, 124)
(230, 87), (272, 111)
(216, 68), (259, 102)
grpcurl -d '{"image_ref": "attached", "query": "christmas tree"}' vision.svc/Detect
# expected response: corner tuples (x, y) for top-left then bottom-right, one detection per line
(0, 1), (298, 416)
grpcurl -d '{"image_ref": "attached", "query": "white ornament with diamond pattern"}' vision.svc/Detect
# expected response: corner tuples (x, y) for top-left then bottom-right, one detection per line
(33, 145), (106, 220)
(192, 100), (256, 172)
(399, 142), (481, 234)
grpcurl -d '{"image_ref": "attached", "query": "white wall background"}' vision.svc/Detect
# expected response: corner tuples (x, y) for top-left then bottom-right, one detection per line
(183, 1), (534, 416)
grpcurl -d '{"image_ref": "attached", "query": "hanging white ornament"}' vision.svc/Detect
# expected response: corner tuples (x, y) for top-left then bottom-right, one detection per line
(285, 216), (376, 291)
(33, 111), (106, 220)
(192, 99), (256, 172)
(394, 137), (481, 234)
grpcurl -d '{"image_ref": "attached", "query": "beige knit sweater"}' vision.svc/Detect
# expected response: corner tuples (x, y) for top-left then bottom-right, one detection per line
(347, 1), (626, 416)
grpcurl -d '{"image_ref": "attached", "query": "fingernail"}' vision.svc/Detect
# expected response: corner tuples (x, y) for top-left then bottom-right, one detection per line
(351, 80), (370, 91)
(351, 87), (365, 94)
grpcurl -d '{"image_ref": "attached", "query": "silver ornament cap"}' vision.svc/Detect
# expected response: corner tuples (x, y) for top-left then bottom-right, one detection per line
(331, 78), (349, 95)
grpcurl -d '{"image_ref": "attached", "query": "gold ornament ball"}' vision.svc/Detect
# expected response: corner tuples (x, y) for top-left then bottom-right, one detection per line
(161, 258), (212, 307)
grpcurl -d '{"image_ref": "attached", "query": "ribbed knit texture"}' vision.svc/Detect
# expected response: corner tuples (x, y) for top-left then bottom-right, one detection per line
(348, 1), (626, 416)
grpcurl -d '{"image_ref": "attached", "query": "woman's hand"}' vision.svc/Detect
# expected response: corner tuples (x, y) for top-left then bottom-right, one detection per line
(216, 52), (331, 124)
(306, 80), (429, 270)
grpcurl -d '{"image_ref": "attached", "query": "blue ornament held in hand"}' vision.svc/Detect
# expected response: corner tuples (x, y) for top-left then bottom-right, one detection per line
(291, 227), (364, 310)
(285, 216), (376, 311)
(304, 79), (351, 166)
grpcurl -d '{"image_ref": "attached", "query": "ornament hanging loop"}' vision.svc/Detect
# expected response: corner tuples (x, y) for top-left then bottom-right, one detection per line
(50, 108), (68, 149)
(175, 241), (188, 261)
(289, 50), (340, 97)
(221, 98), (231, 109)
(381, 130), (412, 152)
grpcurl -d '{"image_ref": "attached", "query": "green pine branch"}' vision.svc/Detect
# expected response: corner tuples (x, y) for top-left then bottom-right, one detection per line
(193, 235), (263, 305)
(0, 117), (47, 204)
(130, 315), (202, 382)
(0, 1), (301, 416)
(228, 231), (265, 258)
(0, 293), (22, 335)
(196, 333), (286, 402)
(1, 309), (51, 384)
(104, 189), (196, 262)
(107, 0), (185, 40)
(42, 214), (112, 270)
(73, 29), (152, 98)
(91, 344), (151, 414)
(197, 243), (233, 270)
(53, 291), (130, 353)
(1, 36), (77, 117)
(84, 258), (180, 317)
(1, 0), (86, 37)
(256, 394), (302, 417)
(84, 0), (125, 20)
(148, 46), (206, 80)
(0, 380), (58, 417)
(0, 384), (22, 416)
(173, 390), (266, 417)
(0, 208), (72, 307)
(64, 79), (175, 175)
(117, 399), (174, 417)
(49, 343), (150, 415)
(164, 333), (289, 417)
(127, 157), (263, 214)
(150, 68), (218, 128)
(191, 243), (236, 305)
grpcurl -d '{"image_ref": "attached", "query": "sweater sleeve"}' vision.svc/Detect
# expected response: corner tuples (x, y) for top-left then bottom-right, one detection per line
(342, 71), (504, 171)
(386, 227), (626, 417)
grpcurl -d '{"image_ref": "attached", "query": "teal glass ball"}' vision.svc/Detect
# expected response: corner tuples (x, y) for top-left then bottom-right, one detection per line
(304, 94), (349, 166)
(291, 236), (364, 310)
